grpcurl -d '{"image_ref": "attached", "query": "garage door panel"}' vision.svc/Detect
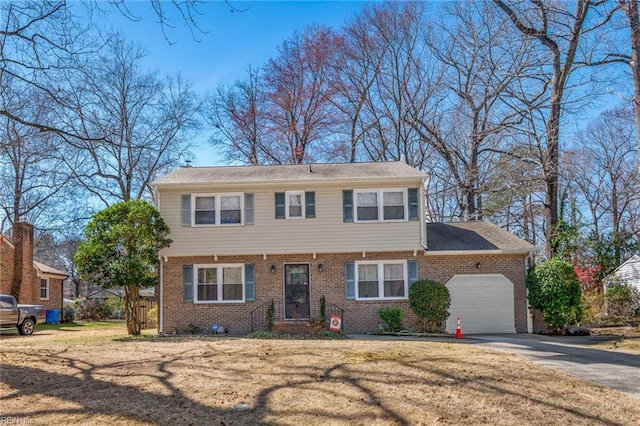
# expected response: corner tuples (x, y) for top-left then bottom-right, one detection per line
(445, 274), (516, 334)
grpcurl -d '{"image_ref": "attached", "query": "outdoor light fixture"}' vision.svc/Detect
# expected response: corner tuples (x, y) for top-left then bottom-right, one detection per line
(271, 265), (276, 273)
(475, 261), (481, 269)
(318, 263), (324, 272)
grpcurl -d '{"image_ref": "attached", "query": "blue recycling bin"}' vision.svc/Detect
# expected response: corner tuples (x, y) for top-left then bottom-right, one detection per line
(45, 309), (60, 324)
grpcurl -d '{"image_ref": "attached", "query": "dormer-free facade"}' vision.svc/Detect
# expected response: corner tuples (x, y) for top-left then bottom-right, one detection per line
(153, 161), (533, 335)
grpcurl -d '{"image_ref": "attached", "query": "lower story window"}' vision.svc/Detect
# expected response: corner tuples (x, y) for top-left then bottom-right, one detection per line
(356, 261), (407, 300)
(195, 264), (244, 303)
(40, 278), (49, 300)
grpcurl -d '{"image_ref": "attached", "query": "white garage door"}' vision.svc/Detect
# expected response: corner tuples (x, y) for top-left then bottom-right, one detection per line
(445, 274), (516, 334)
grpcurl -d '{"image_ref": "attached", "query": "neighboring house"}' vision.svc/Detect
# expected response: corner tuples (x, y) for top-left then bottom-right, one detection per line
(604, 255), (640, 293)
(152, 161), (534, 335)
(0, 221), (68, 316)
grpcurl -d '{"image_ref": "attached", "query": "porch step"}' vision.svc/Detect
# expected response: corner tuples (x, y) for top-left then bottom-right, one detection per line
(272, 321), (310, 334)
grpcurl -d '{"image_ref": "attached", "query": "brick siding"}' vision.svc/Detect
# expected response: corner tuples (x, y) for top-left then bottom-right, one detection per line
(161, 251), (529, 335)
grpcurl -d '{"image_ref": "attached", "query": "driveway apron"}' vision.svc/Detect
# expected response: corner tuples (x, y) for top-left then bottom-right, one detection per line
(467, 334), (640, 399)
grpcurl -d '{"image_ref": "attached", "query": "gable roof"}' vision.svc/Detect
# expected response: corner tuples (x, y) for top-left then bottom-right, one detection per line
(34, 261), (68, 278)
(152, 161), (427, 187)
(426, 222), (535, 254)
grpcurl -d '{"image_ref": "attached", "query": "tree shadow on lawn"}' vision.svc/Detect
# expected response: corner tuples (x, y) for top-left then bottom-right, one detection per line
(1, 339), (637, 425)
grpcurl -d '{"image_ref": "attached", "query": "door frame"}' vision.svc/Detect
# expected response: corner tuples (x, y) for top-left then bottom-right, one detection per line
(283, 263), (311, 320)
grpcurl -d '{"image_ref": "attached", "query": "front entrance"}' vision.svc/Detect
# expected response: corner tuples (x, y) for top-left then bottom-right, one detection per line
(284, 264), (310, 319)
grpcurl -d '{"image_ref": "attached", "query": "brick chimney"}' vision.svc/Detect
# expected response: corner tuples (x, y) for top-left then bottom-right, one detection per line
(11, 221), (36, 304)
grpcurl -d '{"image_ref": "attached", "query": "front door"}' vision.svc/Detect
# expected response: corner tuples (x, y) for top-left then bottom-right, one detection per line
(284, 264), (310, 319)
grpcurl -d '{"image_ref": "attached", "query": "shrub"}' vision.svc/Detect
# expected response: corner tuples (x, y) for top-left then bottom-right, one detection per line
(527, 259), (583, 330)
(581, 291), (605, 324)
(378, 307), (404, 332)
(606, 283), (640, 318)
(146, 306), (158, 328)
(76, 299), (110, 321)
(319, 295), (327, 326)
(409, 279), (450, 332)
(266, 300), (275, 331)
(104, 298), (125, 319)
(62, 305), (76, 323)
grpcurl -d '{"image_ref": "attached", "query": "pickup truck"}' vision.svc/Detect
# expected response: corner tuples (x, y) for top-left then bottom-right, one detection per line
(0, 294), (46, 335)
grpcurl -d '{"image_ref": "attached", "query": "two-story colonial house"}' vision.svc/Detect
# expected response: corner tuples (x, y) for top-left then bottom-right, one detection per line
(152, 161), (534, 335)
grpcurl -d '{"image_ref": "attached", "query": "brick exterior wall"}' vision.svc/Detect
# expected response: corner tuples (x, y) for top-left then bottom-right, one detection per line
(0, 236), (15, 295)
(161, 251), (529, 335)
(0, 224), (64, 313)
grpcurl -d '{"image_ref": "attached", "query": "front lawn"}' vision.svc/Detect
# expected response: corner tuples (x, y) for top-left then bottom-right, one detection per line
(0, 323), (638, 425)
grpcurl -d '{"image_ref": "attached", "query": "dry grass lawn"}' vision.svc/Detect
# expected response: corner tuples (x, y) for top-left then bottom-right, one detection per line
(1, 322), (639, 425)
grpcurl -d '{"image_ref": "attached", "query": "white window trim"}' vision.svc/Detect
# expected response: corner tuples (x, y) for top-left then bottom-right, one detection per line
(285, 190), (306, 219)
(193, 263), (245, 303)
(191, 193), (244, 227)
(40, 278), (49, 300)
(354, 188), (408, 223)
(355, 260), (408, 301)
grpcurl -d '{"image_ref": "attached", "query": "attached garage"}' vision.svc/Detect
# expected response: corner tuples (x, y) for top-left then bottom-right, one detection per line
(445, 274), (516, 334)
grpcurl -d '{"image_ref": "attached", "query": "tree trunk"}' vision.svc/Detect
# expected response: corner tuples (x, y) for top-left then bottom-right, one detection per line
(124, 284), (141, 336)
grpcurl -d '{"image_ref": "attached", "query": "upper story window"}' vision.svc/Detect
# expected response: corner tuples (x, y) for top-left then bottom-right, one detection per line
(194, 264), (244, 303)
(40, 278), (49, 300)
(191, 193), (243, 226)
(275, 191), (315, 219)
(354, 189), (407, 222)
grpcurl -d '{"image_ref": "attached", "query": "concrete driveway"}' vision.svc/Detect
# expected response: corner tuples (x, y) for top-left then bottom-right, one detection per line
(466, 334), (640, 399)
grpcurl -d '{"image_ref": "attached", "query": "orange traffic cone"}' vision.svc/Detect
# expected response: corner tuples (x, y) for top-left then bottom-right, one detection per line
(455, 316), (463, 339)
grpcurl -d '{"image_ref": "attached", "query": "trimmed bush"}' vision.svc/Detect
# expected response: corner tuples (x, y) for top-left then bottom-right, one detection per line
(409, 279), (450, 332)
(378, 307), (404, 332)
(527, 259), (583, 330)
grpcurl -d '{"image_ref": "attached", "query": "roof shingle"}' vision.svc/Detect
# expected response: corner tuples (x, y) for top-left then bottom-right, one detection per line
(427, 222), (535, 253)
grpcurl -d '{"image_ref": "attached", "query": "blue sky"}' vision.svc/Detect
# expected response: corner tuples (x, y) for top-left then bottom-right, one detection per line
(104, 1), (368, 165)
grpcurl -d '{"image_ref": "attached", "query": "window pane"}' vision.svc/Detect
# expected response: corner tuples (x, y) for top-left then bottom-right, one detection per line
(358, 281), (379, 298)
(195, 211), (215, 224)
(358, 192), (377, 205)
(383, 191), (404, 220)
(288, 193), (303, 217)
(195, 196), (215, 210)
(383, 263), (404, 297)
(358, 264), (379, 298)
(198, 284), (217, 301)
(384, 280), (405, 297)
(384, 264), (404, 280)
(221, 195), (240, 209)
(222, 267), (243, 301)
(220, 195), (241, 224)
(222, 267), (242, 284)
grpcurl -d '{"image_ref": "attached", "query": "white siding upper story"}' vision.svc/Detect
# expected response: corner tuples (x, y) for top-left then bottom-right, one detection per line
(152, 162), (428, 257)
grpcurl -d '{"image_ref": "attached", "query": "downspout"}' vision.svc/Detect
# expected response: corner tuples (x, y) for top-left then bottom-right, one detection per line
(420, 177), (429, 251)
(159, 255), (164, 334)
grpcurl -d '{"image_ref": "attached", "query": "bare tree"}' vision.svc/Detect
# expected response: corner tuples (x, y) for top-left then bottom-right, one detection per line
(206, 66), (270, 165)
(59, 34), (201, 205)
(493, 0), (617, 258)
(262, 25), (342, 164)
(564, 106), (640, 267)
(409, 1), (534, 221)
(616, 0), (640, 170)
(0, 80), (73, 233)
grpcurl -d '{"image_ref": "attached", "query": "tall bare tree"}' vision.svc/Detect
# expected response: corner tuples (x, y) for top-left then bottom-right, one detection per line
(0, 81), (73, 233)
(206, 66), (270, 164)
(493, 0), (617, 257)
(262, 25), (342, 164)
(60, 34), (201, 205)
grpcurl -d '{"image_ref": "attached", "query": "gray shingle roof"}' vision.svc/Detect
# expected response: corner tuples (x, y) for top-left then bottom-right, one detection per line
(152, 161), (427, 186)
(427, 222), (535, 253)
(34, 261), (68, 277)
